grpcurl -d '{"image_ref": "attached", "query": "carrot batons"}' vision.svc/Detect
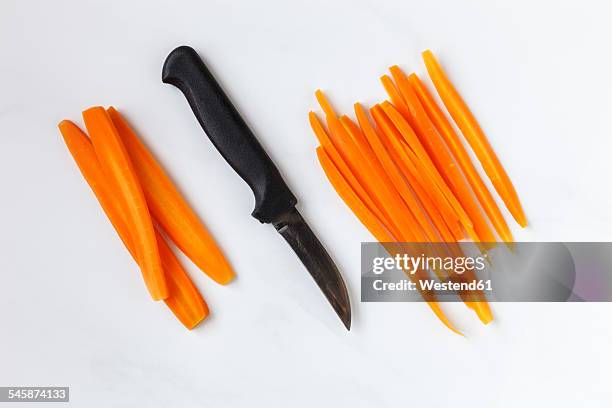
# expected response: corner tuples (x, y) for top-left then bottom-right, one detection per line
(316, 146), (462, 335)
(81, 108), (167, 300)
(409, 73), (513, 243)
(59, 120), (208, 329)
(387, 66), (496, 243)
(107, 107), (234, 285)
(422, 49), (527, 227)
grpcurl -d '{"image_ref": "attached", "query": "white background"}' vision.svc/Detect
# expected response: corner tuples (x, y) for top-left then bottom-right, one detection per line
(1, 0), (612, 406)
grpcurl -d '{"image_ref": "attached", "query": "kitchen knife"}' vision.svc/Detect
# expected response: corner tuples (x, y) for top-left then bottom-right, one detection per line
(162, 46), (351, 330)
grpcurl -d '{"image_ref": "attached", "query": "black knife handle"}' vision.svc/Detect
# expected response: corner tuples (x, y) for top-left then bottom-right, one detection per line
(162, 46), (297, 223)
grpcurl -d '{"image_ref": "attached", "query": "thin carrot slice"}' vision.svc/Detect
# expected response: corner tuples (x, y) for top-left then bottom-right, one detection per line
(317, 146), (462, 335)
(317, 146), (395, 243)
(355, 108), (490, 316)
(82, 107), (167, 300)
(309, 112), (395, 233)
(353, 104), (453, 242)
(59, 120), (208, 328)
(368, 105), (462, 240)
(340, 115), (440, 242)
(315, 89), (337, 118)
(409, 74), (513, 243)
(422, 49), (527, 227)
(377, 102), (477, 239)
(325, 113), (424, 242)
(107, 107), (234, 285)
(380, 75), (410, 118)
(387, 66), (496, 242)
(314, 89), (430, 242)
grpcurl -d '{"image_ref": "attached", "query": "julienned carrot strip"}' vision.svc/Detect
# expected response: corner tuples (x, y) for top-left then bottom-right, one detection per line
(340, 115), (441, 242)
(58, 120), (208, 329)
(315, 90), (436, 242)
(367, 105), (463, 241)
(378, 102), (477, 239)
(315, 89), (337, 118)
(422, 50), (527, 227)
(82, 107), (167, 300)
(316, 146), (462, 335)
(409, 74), (513, 243)
(371, 103), (469, 237)
(388, 66), (496, 243)
(325, 113), (424, 242)
(309, 112), (395, 234)
(352, 104), (454, 242)
(355, 103), (455, 242)
(380, 75), (410, 118)
(316, 146), (395, 242)
(107, 108), (234, 285)
(311, 94), (408, 240)
(396, 140), (466, 241)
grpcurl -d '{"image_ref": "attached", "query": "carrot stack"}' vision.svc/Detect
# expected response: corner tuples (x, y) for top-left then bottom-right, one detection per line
(59, 107), (235, 329)
(309, 50), (526, 332)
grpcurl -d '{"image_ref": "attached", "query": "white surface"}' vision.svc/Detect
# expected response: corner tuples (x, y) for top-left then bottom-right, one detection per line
(1, 0), (612, 406)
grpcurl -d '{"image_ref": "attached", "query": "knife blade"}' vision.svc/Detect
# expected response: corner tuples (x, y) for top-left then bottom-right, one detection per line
(162, 45), (351, 330)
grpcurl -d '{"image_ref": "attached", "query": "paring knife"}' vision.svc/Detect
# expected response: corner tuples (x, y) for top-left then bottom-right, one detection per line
(162, 46), (351, 330)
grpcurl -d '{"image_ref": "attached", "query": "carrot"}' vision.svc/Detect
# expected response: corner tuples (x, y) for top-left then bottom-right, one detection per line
(339, 115), (441, 242)
(422, 50), (527, 227)
(81, 107), (167, 300)
(372, 103), (473, 238)
(325, 112), (425, 242)
(366, 105), (463, 241)
(315, 90), (434, 242)
(107, 108), (234, 285)
(59, 120), (208, 329)
(387, 66), (496, 243)
(353, 104), (454, 242)
(309, 112), (397, 236)
(409, 73), (513, 243)
(316, 146), (462, 335)
(315, 89), (337, 118)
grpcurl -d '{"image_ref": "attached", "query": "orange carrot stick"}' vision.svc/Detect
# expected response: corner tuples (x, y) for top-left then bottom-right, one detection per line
(387, 67), (496, 242)
(82, 107), (167, 300)
(309, 112), (396, 234)
(367, 105), (463, 240)
(339, 115), (441, 242)
(107, 107), (234, 285)
(316, 146), (462, 335)
(314, 90), (431, 241)
(315, 89), (337, 118)
(378, 102), (478, 240)
(422, 50), (527, 227)
(353, 104), (454, 242)
(409, 74), (513, 243)
(325, 113), (424, 242)
(59, 120), (208, 328)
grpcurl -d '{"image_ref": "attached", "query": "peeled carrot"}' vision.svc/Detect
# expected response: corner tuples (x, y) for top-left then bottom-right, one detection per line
(107, 108), (234, 285)
(59, 120), (208, 329)
(377, 102), (478, 239)
(325, 112), (424, 242)
(387, 67), (496, 243)
(353, 104), (454, 242)
(316, 146), (462, 335)
(409, 74), (513, 243)
(309, 112), (397, 235)
(422, 50), (527, 227)
(82, 107), (167, 300)
(339, 115), (441, 242)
